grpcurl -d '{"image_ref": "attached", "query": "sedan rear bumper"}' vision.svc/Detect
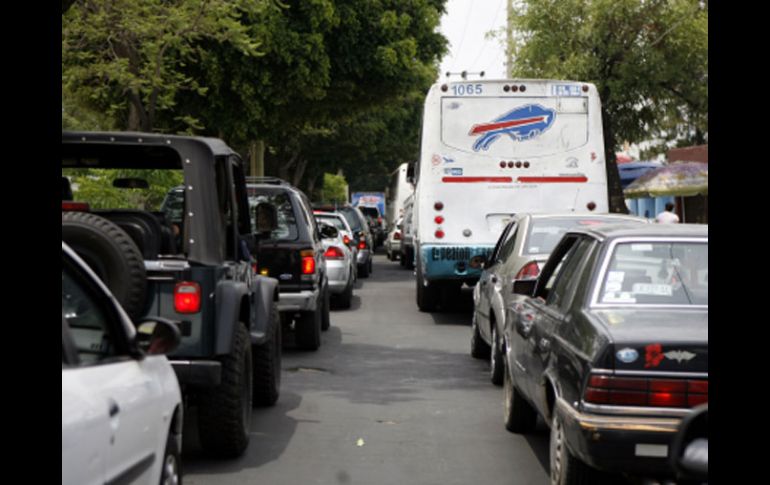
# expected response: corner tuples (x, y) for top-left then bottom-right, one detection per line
(556, 398), (683, 478)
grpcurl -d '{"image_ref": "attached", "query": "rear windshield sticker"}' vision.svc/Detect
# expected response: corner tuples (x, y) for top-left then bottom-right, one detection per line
(605, 281), (622, 292)
(631, 244), (653, 252)
(607, 271), (625, 283)
(602, 292), (637, 304)
(632, 283), (673, 296)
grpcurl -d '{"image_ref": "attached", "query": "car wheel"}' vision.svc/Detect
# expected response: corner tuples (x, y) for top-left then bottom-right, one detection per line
(490, 324), (504, 386)
(337, 277), (353, 309)
(504, 361), (537, 433)
(470, 312), (490, 359)
(321, 286), (331, 331)
(197, 322), (252, 457)
(160, 429), (182, 485)
(252, 305), (281, 407)
(368, 258), (373, 275)
(550, 410), (595, 485)
(295, 309), (321, 351)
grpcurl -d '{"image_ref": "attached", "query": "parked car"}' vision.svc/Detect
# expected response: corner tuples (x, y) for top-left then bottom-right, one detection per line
(247, 178), (331, 349)
(471, 213), (647, 385)
(315, 216), (356, 309)
(314, 204), (374, 278)
(502, 224), (708, 484)
(385, 216), (403, 261)
(62, 242), (183, 485)
(399, 194), (415, 270)
(62, 132), (281, 458)
(314, 209), (360, 268)
(358, 205), (386, 247)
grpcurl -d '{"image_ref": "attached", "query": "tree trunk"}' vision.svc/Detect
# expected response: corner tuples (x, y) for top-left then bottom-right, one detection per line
(249, 140), (265, 177)
(602, 108), (629, 214)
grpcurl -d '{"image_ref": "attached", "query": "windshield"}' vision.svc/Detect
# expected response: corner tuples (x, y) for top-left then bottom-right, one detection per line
(338, 208), (363, 232)
(598, 241), (708, 306)
(247, 191), (298, 241)
(525, 217), (640, 255)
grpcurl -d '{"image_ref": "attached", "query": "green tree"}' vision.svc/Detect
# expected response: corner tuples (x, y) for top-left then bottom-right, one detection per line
(63, 0), (266, 132)
(321, 172), (349, 204)
(507, 0), (707, 211)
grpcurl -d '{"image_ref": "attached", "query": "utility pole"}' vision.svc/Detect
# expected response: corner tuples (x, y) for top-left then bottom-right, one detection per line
(250, 140), (265, 177)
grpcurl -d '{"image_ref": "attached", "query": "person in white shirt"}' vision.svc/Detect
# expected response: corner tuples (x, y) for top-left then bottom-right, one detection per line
(656, 202), (680, 223)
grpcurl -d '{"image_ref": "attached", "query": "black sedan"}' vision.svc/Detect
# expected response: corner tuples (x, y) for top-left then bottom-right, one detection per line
(502, 224), (708, 484)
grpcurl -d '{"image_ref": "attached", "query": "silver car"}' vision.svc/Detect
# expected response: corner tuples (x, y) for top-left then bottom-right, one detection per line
(471, 213), (648, 385)
(316, 216), (356, 309)
(385, 216), (403, 261)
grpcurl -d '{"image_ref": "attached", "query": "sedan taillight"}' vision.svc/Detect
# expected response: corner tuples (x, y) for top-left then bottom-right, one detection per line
(584, 375), (708, 408)
(324, 246), (345, 260)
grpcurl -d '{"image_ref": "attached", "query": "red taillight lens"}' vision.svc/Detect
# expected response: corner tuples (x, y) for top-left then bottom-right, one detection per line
(301, 249), (315, 274)
(515, 261), (540, 280)
(434, 216), (444, 224)
(358, 240), (367, 250)
(174, 281), (201, 314)
(394, 231), (401, 240)
(343, 235), (351, 245)
(61, 201), (91, 212)
(324, 246), (345, 260)
(378, 217), (383, 225)
(584, 375), (708, 408)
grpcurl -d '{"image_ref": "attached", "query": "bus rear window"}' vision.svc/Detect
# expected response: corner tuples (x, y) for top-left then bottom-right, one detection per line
(441, 97), (589, 157)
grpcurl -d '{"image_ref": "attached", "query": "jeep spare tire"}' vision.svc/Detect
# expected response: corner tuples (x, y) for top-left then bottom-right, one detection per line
(62, 211), (147, 320)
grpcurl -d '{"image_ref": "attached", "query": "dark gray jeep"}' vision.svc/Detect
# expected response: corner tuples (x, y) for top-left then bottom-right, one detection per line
(61, 131), (281, 458)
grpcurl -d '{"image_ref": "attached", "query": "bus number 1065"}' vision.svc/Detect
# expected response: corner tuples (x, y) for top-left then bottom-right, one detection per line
(451, 84), (483, 96)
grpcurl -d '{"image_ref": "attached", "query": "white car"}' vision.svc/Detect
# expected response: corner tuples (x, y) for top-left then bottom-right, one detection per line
(316, 219), (356, 309)
(385, 217), (403, 261)
(62, 242), (183, 485)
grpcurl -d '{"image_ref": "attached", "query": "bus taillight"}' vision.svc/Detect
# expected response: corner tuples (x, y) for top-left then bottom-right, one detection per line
(587, 202), (597, 211)
(434, 202), (444, 211)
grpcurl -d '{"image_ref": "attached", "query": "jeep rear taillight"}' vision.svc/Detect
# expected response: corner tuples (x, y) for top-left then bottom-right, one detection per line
(301, 249), (316, 274)
(174, 282), (201, 314)
(62, 201), (90, 212)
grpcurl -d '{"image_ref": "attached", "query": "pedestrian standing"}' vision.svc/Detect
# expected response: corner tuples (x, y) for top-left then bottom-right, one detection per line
(656, 202), (680, 224)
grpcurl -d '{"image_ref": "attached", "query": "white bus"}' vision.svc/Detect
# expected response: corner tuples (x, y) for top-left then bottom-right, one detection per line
(386, 162), (414, 231)
(414, 79), (609, 311)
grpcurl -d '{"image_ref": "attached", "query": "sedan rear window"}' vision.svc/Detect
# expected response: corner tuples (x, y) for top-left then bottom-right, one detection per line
(525, 217), (640, 255)
(598, 241), (708, 306)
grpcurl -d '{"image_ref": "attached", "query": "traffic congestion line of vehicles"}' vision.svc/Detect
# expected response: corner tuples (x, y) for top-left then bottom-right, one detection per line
(380, 78), (709, 484)
(61, 132), (377, 484)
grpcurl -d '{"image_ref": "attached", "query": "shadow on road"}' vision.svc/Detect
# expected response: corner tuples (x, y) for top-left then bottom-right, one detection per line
(183, 391), (303, 474)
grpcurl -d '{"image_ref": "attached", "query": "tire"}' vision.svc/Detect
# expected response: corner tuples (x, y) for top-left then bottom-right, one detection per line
(504, 361), (537, 433)
(197, 322), (252, 458)
(295, 309), (321, 351)
(405, 247), (415, 270)
(359, 260), (370, 278)
(62, 211), (147, 320)
(336, 277), (353, 310)
(470, 312), (490, 359)
(252, 305), (281, 407)
(490, 324), (504, 386)
(416, 262), (439, 312)
(160, 429), (182, 485)
(321, 286), (331, 331)
(399, 250), (407, 267)
(550, 410), (596, 485)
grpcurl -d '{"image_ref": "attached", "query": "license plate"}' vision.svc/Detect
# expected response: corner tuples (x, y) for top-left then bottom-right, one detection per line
(431, 247), (471, 261)
(635, 444), (668, 458)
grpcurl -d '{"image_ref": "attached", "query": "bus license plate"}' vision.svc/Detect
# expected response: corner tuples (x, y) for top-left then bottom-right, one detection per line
(432, 247), (471, 261)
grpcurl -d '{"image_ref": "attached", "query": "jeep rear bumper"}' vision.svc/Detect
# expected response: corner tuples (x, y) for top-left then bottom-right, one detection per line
(277, 289), (319, 312)
(170, 360), (222, 387)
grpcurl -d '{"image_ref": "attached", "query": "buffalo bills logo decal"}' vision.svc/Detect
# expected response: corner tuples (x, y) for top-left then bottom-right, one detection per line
(469, 104), (556, 151)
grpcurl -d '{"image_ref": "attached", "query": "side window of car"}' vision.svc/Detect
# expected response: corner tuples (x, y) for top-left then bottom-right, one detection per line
(489, 222), (515, 265)
(546, 237), (594, 311)
(497, 227), (519, 264)
(62, 260), (128, 366)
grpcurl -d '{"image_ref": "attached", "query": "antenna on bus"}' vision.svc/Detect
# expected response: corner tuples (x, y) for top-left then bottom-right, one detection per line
(445, 71), (485, 80)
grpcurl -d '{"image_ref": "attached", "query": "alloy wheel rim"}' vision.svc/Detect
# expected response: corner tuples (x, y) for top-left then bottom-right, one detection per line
(550, 416), (564, 485)
(162, 454), (179, 485)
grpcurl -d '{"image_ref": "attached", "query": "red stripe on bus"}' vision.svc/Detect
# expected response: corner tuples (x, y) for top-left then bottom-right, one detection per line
(442, 177), (514, 183)
(517, 176), (588, 183)
(469, 116), (546, 135)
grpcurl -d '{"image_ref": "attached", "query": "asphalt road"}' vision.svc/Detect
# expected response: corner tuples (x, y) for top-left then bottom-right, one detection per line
(182, 252), (552, 485)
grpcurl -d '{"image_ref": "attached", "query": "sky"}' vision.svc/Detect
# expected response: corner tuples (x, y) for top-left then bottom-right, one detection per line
(437, 0), (508, 83)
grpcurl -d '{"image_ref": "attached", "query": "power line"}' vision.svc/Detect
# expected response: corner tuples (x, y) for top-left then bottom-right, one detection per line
(470, 0), (505, 72)
(450, 0), (475, 71)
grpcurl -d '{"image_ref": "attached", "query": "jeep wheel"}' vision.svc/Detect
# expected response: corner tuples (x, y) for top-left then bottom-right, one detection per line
(295, 309), (321, 351)
(253, 305), (281, 407)
(197, 322), (252, 457)
(62, 211), (147, 320)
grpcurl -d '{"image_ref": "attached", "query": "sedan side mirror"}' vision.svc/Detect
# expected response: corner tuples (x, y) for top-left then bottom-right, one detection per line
(135, 317), (181, 355)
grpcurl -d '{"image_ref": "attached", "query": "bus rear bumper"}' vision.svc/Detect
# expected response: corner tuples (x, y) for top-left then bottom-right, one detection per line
(419, 244), (493, 281)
